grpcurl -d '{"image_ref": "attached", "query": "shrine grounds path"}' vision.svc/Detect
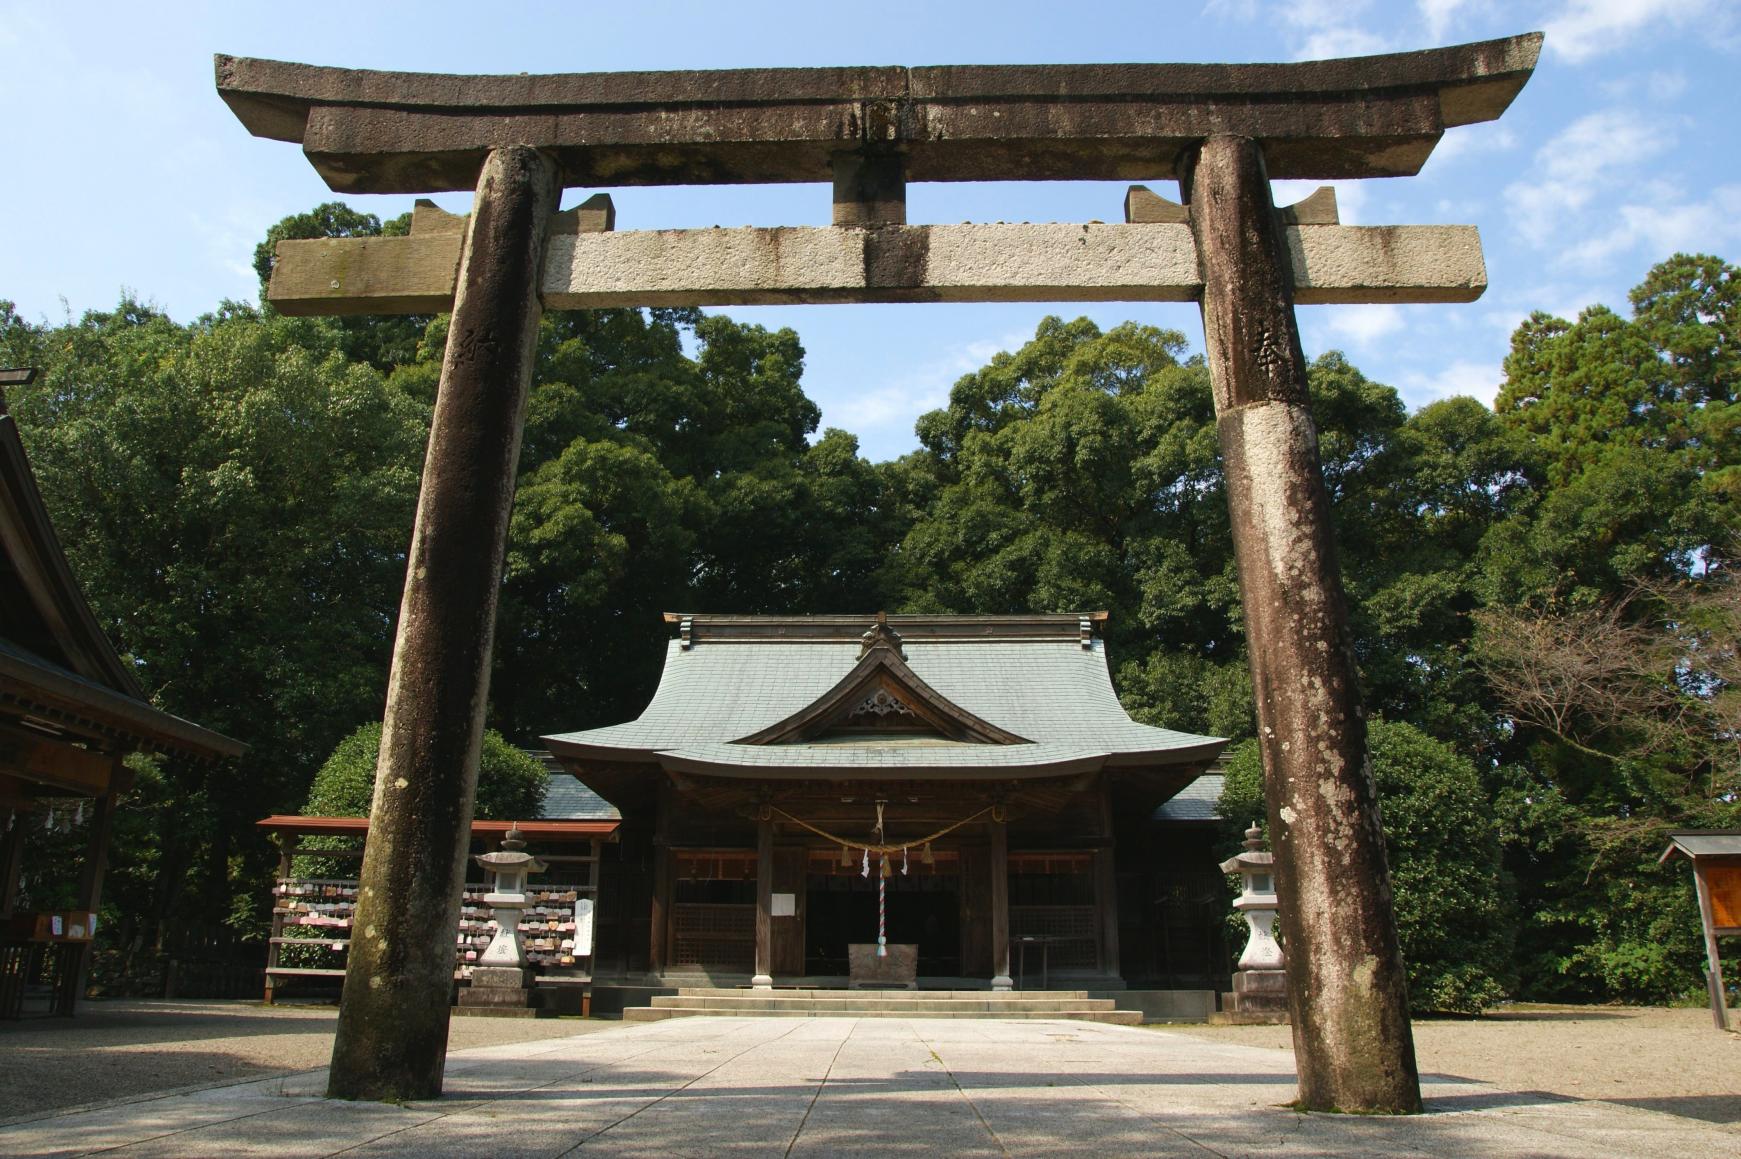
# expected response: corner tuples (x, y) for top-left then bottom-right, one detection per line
(2, 1005), (1739, 1157)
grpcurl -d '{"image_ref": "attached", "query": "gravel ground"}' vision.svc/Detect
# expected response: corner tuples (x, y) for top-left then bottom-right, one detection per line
(1172, 1004), (1741, 1124)
(0, 999), (613, 1123)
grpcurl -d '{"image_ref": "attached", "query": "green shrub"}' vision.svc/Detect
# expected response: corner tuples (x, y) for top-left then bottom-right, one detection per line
(304, 722), (548, 820)
(294, 722), (549, 877)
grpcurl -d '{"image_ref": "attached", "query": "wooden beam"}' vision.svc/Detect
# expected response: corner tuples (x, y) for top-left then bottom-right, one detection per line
(0, 723), (113, 796)
(269, 221), (1486, 315)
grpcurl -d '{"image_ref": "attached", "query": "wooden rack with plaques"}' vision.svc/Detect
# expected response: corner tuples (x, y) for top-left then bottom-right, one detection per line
(256, 816), (612, 1005)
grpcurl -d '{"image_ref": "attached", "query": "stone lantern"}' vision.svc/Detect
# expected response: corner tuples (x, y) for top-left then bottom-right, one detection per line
(1217, 822), (1288, 1021)
(456, 826), (549, 1016)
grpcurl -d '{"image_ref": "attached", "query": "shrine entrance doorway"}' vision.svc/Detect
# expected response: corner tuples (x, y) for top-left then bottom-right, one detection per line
(805, 845), (962, 979)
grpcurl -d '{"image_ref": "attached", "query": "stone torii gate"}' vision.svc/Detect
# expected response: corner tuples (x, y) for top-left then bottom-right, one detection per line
(216, 33), (1540, 1112)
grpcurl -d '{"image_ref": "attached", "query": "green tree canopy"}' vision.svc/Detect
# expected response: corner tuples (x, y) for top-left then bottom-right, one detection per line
(1, 295), (428, 933)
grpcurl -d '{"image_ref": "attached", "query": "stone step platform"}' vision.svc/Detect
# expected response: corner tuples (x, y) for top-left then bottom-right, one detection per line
(663, 987), (1098, 999)
(652, 994), (1110, 1013)
(621, 988), (1140, 1025)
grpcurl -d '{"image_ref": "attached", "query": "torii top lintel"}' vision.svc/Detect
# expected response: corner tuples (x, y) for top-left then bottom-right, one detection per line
(216, 33), (1540, 195)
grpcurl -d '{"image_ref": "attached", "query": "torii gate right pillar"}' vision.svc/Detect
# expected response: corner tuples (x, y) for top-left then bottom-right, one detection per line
(1185, 135), (1420, 1113)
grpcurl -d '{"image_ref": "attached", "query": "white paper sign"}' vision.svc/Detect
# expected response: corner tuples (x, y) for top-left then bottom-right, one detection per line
(771, 892), (796, 917)
(573, 898), (595, 957)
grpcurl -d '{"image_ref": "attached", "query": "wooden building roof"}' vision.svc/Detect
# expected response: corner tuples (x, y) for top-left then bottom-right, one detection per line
(0, 384), (242, 795)
(544, 613), (1225, 809)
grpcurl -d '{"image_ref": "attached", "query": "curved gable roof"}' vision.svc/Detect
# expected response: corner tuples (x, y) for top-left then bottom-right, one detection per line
(543, 613), (1224, 780)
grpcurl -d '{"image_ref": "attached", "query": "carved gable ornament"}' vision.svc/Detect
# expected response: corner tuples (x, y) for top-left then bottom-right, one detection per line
(733, 616), (1030, 747)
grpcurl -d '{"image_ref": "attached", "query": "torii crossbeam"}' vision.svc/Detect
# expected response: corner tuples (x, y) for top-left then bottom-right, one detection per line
(217, 33), (1541, 1113)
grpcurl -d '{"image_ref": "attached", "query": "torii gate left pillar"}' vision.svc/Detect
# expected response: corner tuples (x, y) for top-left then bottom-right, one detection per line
(325, 147), (557, 1100)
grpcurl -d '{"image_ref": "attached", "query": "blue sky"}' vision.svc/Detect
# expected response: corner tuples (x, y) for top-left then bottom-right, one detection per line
(2, 0), (1737, 461)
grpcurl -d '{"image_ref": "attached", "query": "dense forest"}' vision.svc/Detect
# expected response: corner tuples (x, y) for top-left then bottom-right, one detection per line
(2, 202), (1736, 1006)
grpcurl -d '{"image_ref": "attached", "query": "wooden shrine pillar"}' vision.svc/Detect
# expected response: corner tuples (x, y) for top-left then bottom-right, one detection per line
(988, 815), (1012, 991)
(1183, 134), (1420, 1114)
(264, 833), (296, 1004)
(0, 808), (25, 916)
(1095, 784), (1121, 979)
(72, 784), (119, 1000)
(327, 146), (560, 1103)
(753, 811), (774, 989)
(649, 786), (672, 976)
(1691, 866), (1732, 1030)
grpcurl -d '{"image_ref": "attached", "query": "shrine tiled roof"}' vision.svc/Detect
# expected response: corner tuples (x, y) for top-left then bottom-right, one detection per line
(543, 614), (1224, 779)
(1153, 774), (1225, 823)
(538, 772), (622, 821)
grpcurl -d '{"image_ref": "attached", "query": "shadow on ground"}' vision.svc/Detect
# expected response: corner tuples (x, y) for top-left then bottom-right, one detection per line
(1604, 1094), (1741, 1124)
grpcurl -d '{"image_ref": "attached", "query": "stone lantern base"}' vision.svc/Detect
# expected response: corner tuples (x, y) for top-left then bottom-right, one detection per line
(454, 966), (556, 1019)
(1210, 968), (1289, 1025)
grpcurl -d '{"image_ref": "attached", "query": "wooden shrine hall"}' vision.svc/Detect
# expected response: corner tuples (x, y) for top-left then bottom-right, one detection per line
(0, 376), (243, 1016)
(545, 613), (1227, 990)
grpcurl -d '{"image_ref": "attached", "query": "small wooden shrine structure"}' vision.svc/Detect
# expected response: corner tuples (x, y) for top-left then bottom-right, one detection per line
(1, 377), (243, 1016)
(256, 807), (617, 1011)
(1661, 830), (1741, 1031)
(545, 613), (1224, 990)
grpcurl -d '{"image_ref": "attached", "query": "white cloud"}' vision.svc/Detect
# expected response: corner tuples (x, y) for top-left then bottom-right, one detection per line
(1323, 304), (1406, 347)
(1418, 0), (1464, 42)
(1648, 70), (1690, 100)
(825, 330), (1027, 434)
(1296, 27), (1393, 61)
(1485, 281), (1619, 332)
(1599, 69), (1692, 101)
(1398, 359), (1504, 408)
(827, 383), (950, 432)
(1545, 0), (1719, 63)
(1425, 123), (1517, 170)
(1504, 109), (1676, 247)
(1558, 184), (1741, 272)
(1418, 0), (1476, 42)
(1201, 0), (1392, 62)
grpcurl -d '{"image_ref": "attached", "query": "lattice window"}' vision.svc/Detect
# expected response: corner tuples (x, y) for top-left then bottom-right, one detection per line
(1010, 904), (1099, 970)
(671, 902), (755, 970)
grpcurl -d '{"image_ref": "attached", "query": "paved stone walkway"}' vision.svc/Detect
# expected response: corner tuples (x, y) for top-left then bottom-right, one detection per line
(1, 1017), (1736, 1157)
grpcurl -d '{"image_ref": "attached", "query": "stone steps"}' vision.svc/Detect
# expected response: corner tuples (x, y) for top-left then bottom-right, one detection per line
(620, 988), (1140, 1025)
(652, 995), (1109, 1013)
(660, 987), (1098, 1000)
